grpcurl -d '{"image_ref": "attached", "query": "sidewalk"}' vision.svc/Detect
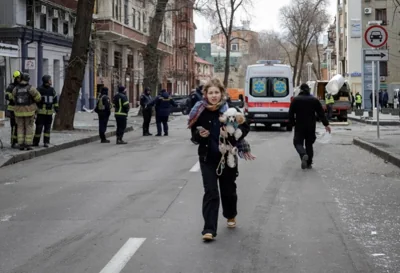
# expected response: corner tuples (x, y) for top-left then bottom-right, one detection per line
(353, 136), (400, 168)
(348, 112), (400, 126)
(0, 109), (144, 168)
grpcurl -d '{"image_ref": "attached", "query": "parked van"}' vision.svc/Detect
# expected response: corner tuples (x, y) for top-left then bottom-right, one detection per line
(244, 60), (294, 131)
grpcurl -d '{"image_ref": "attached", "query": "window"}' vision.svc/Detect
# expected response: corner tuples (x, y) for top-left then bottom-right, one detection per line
(100, 48), (108, 77)
(52, 18), (59, 33)
(132, 8), (136, 28)
(128, 55), (134, 69)
(26, 0), (34, 27)
(63, 22), (69, 35)
(40, 14), (47, 30)
(138, 12), (141, 30)
(376, 9), (387, 24)
(124, 0), (129, 25)
(231, 43), (238, 51)
(250, 77), (289, 98)
(380, 61), (388, 77)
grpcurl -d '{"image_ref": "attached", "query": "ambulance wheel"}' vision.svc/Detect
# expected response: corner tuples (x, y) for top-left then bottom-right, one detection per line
(286, 125), (293, 132)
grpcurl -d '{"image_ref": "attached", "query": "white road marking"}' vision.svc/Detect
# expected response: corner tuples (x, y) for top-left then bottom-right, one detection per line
(99, 238), (146, 273)
(0, 215), (12, 222)
(190, 161), (200, 172)
(372, 253), (385, 257)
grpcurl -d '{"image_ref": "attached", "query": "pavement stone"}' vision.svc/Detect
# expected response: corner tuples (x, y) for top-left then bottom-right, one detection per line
(0, 109), (146, 168)
(353, 136), (400, 168)
(348, 112), (400, 126)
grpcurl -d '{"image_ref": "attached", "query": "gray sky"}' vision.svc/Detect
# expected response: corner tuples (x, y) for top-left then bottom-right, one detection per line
(194, 0), (337, 43)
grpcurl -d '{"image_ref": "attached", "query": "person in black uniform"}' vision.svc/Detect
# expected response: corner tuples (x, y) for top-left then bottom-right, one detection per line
(140, 87), (153, 136)
(95, 87), (111, 143)
(113, 86), (130, 144)
(33, 75), (59, 148)
(289, 83), (331, 169)
(5, 70), (22, 148)
(151, 89), (177, 136)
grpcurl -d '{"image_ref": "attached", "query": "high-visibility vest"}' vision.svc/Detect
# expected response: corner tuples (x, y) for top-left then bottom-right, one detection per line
(325, 94), (335, 105)
(355, 94), (362, 104)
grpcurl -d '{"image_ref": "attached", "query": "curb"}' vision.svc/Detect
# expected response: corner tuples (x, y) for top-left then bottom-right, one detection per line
(348, 116), (400, 126)
(353, 137), (400, 168)
(0, 126), (134, 168)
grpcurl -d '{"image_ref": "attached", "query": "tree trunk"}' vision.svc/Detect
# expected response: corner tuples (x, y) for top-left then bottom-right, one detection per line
(292, 47), (300, 84)
(296, 48), (306, 86)
(223, 35), (231, 87)
(143, 0), (169, 97)
(52, 0), (95, 130)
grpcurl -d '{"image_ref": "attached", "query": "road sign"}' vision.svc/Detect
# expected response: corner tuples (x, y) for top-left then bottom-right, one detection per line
(364, 25), (388, 48)
(364, 49), (389, 61)
(25, 59), (35, 70)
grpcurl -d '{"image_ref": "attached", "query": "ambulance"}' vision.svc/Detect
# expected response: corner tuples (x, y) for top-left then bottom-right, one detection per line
(244, 60), (294, 131)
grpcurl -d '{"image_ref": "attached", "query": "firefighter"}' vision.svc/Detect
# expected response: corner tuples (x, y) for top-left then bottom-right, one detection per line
(113, 86), (130, 144)
(355, 92), (362, 109)
(33, 75), (59, 147)
(12, 73), (41, 150)
(5, 70), (22, 148)
(140, 87), (153, 136)
(95, 87), (111, 143)
(325, 91), (335, 120)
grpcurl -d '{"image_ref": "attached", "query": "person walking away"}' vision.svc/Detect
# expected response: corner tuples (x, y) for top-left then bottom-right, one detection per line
(383, 90), (389, 108)
(188, 78), (252, 241)
(325, 91), (335, 120)
(33, 75), (59, 147)
(355, 92), (362, 109)
(289, 83), (331, 169)
(5, 70), (22, 148)
(152, 89), (177, 136)
(12, 73), (41, 150)
(95, 87), (111, 143)
(140, 87), (153, 136)
(113, 86), (130, 144)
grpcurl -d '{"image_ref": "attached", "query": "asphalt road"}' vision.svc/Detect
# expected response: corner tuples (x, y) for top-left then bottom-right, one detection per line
(1, 116), (400, 273)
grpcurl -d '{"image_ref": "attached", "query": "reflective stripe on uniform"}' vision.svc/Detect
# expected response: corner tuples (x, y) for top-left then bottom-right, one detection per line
(14, 111), (36, 117)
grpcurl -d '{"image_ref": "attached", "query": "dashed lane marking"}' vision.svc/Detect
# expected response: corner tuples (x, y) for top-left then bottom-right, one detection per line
(99, 238), (146, 273)
(190, 161), (200, 172)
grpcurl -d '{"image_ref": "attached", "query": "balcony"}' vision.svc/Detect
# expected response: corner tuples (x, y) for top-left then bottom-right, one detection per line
(177, 13), (189, 22)
(177, 38), (188, 48)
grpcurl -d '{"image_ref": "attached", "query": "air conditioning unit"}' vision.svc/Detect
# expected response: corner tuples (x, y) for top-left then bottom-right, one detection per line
(364, 8), (372, 15)
(380, 76), (386, 81)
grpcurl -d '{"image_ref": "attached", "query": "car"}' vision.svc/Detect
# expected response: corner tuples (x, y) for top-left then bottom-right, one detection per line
(370, 31), (382, 42)
(171, 95), (190, 115)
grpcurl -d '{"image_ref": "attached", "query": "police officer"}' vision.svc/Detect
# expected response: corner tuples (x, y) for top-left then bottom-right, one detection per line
(355, 92), (362, 109)
(140, 87), (153, 136)
(95, 87), (111, 143)
(5, 70), (22, 148)
(325, 91), (335, 120)
(151, 89), (177, 136)
(12, 73), (41, 150)
(33, 75), (59, 147)
(113, 86), (130, 144)
(289, 84), (331, 169)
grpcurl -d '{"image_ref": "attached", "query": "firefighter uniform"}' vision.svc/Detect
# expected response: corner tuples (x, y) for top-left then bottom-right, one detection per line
(33, 75), (59, 147)
(355, 93), (362, 109)
(5, 70), (22, 147)
(113, 86), (130, 144)
(12, 73), (41, 150)
(325, 92), (335, 120)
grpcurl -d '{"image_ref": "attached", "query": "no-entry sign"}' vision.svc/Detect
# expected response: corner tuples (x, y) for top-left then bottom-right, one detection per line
(364, 25), (388, 48)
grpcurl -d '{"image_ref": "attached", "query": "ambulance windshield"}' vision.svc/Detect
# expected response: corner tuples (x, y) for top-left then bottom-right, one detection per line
(250, 77), (289, 98)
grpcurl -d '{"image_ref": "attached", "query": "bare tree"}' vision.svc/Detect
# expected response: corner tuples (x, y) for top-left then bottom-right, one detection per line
(257, 30), (285, 61)
(53, 0), (95, 130)
(203, 0), (252, 87)
(279, 0), (329, 86)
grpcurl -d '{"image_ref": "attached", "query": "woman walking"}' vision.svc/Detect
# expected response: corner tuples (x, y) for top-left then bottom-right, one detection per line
(188, 78), (253, 242)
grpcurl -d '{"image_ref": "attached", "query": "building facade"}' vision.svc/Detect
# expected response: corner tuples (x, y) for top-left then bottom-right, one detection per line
(94, 0), (174, 107)
(334, 0), (400, 107)
(161, 0), (196, 95)
(194, 56), (213, 86)
(0, 0), (92, 110)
